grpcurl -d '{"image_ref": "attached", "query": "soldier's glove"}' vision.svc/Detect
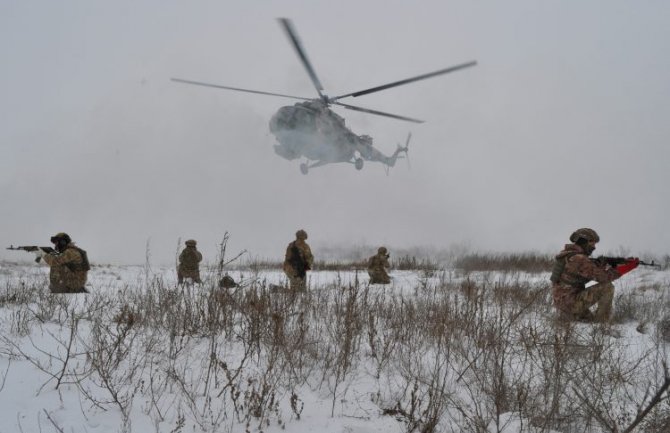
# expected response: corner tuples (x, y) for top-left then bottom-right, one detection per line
(34, 248), (47, 260)
(615, 257), (639, 276)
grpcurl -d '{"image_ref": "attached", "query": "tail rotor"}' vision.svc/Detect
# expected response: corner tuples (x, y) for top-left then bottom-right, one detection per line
(384, 132), (413, 174)
(395, 132), (411, 170)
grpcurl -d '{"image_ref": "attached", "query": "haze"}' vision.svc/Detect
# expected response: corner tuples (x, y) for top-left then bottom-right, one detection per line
(2, 1), (669, 265)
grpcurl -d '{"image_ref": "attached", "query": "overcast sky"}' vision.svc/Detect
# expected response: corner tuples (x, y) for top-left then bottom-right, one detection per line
(1, 1), (669, 265)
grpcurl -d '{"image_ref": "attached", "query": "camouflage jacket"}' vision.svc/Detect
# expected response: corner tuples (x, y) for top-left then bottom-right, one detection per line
(178, 246), (202, 272)
(551, 243), (619, 312)
(43, 244), (88, 292)
(368, 253), (390, 272)
(283, 240), (313, 277)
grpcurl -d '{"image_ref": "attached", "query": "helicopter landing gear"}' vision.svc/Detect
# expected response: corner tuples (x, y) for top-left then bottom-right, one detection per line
(354, 158), (364, 170)
(300, 163), (309, 175)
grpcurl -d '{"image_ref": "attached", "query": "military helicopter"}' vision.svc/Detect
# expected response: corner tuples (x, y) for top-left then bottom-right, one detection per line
(172, 18), (476, 174)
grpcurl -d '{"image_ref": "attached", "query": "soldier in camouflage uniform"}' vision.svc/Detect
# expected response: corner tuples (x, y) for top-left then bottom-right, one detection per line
(368, 246), (391, 284)
(551, 228), (638, 322)
(283, 229), (314, 291)
(34, 232), (90, 293)
(178, 239), (203, 284)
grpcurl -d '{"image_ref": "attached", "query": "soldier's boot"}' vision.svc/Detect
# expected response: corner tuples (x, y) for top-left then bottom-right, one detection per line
(570, 297), (595, 322)
(575, 309), (595, 323)
(593, 283), (615, 323)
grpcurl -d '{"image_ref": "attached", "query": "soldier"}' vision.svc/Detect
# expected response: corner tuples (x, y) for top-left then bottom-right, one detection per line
(551, 228), (639, 322)
(219, 274), (237, 289)
(178, 239), (203, 284)
(33, 232), (90, 293)
(283, 229), (313, 291)
(368, 246), (391, 284)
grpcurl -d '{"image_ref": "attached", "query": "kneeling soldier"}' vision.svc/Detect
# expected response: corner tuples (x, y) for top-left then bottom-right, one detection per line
(551, 228), (638, 322)
(34, 232), (90, 293)
(368, 246), (391, 284)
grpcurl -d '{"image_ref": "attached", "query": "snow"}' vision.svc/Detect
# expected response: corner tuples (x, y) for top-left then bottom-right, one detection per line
(0, 262), (668, 433)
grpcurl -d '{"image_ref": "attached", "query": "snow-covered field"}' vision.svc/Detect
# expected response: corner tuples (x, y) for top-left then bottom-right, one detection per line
(1, 262), (668, 433)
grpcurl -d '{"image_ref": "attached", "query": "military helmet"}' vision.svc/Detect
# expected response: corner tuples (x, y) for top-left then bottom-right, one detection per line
(219, 275), (237, 288)
(50, 232), (71, 244)
(295, 229), (308, 240)
(185, 239), (197, 247)
(378, 246), (388, 255)
(569, 228), (600, 243)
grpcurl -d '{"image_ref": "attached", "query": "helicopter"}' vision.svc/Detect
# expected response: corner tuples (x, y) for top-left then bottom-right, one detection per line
(172, 18), (476, 175)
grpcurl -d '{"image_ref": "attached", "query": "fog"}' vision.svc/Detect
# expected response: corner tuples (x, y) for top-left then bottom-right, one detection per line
(2, 1), (669, 265)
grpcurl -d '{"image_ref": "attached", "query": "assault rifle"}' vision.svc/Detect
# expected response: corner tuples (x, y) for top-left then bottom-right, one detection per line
(6, 245), (55, 263)
(593, 256), (662, 269)
(289, 244), (309, 278)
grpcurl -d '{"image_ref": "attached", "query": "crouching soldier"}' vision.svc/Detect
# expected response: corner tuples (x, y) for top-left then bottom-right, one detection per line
(219, 274), (237, 289)
(551, 228), (639, 322)
(368, 246), (391, 284)
(178, 239), (203, 284)
(34, 232), (90, 293)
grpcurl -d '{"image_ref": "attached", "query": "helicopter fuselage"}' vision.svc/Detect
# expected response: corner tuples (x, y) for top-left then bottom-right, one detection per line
(269, 101), (361, 164)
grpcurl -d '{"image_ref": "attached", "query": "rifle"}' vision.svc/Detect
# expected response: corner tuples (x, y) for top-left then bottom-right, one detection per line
(6, 245), (55, 263)
(593, 256), (662, 269)
(289, 243), (308, 278)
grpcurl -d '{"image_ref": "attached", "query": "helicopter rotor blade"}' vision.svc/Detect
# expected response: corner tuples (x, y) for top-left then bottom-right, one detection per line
(405, 132), (412, 170)
(278, 18), (326, 101)
(171, 78), (312, 101)
(331, 60), (477, 101)
(333, 101), (424, 123)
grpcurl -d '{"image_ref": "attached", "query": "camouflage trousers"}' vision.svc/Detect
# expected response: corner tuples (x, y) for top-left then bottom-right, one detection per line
(178, 269), (202, 284)
(368, 269), (390, 285)
(563, 282), (615, 322)
(285, 271), (307, 291)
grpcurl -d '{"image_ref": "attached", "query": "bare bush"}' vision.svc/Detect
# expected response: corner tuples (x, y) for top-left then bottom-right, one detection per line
(612, 290), (669, 333)
(657, 316), (670, 343)
(454, 253), (553, 273)
(1, 256), (669, 432)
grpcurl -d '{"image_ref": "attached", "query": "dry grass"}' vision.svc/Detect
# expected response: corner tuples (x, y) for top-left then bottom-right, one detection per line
(454, 253), (553, 273)
(0, 253), (669, 432)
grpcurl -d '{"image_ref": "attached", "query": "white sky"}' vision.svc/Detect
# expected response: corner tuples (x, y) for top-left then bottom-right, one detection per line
(2, 1), (669, 265)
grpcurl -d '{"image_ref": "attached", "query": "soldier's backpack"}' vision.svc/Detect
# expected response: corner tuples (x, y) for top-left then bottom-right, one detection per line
(289, 243), (307, 278)
(65, 246), (91, 272)
(549, 251), (579, 284)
